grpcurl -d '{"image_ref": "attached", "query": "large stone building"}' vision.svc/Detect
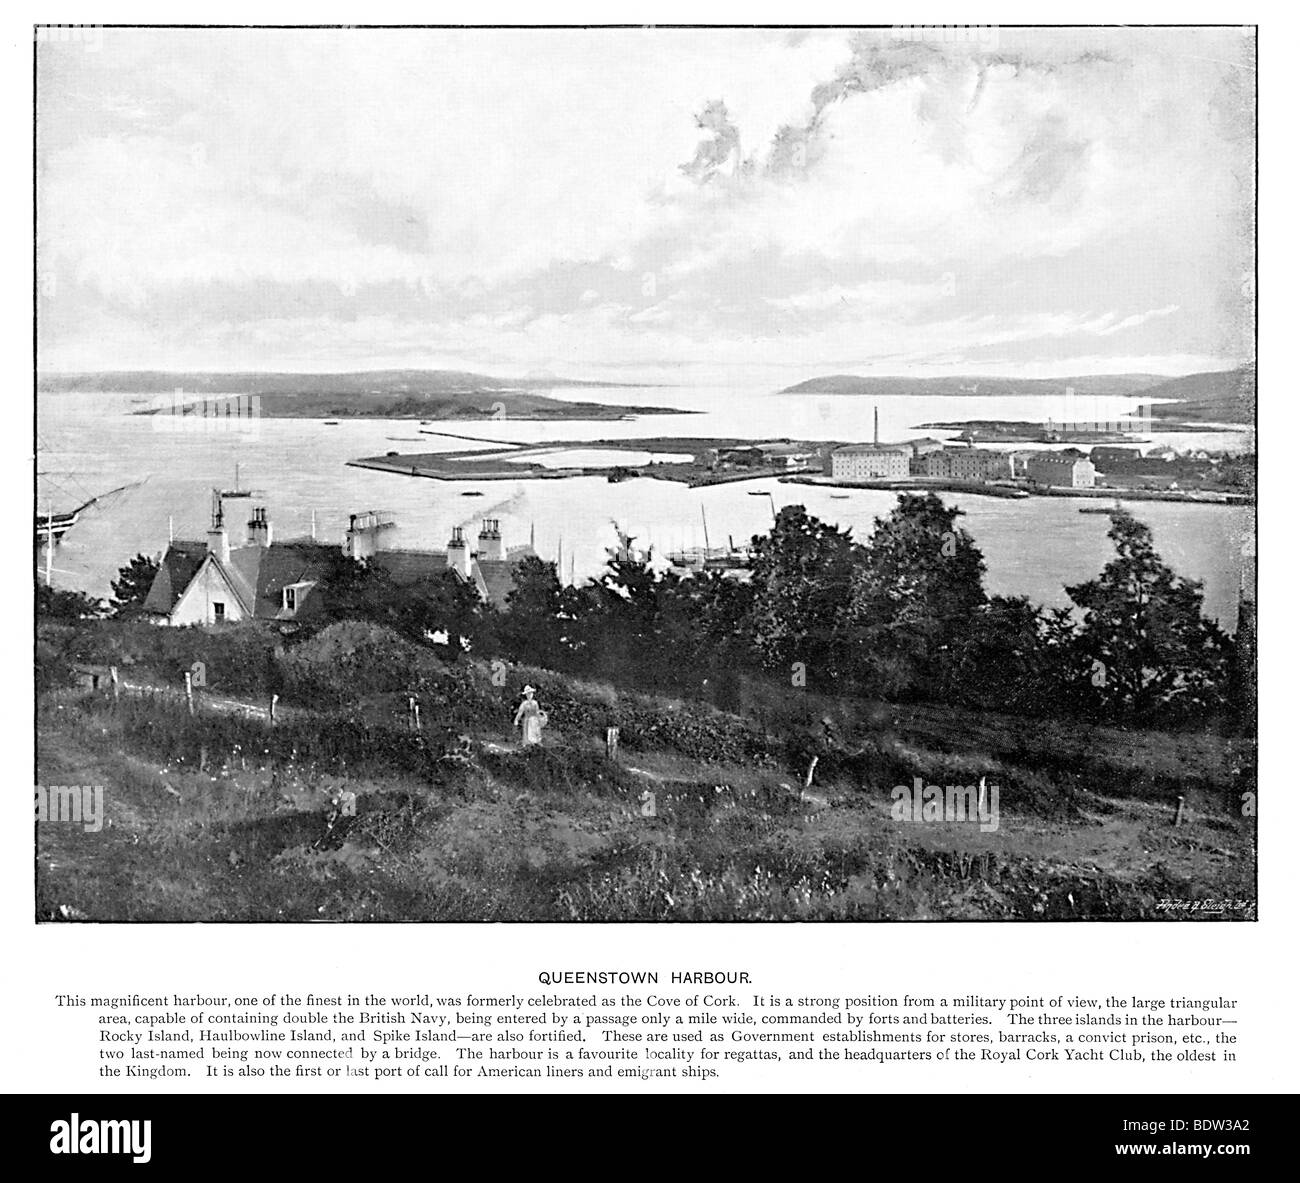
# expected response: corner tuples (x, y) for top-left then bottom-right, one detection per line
(916, 448), (1013, 481)
(829, 443), (911, 480)
(1025, 451), (1097, 489)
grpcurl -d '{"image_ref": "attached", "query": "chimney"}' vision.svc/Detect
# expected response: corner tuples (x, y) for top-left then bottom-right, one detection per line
(207, 524), (230, 564)
(207, 492), (230, 563)
(345, 511), (378, 560)
(477, 518), (504, 561)
(246, 506), (272, 548)
(874, 404), (879, 445)
(447, 526), (472, 578)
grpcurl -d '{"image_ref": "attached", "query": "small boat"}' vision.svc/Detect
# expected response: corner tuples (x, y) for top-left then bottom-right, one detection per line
(324, 420), (339, 426)
(830, 493), (850, 500)
(461, 491), (484, 497)
(1079, 499), (1126, 515)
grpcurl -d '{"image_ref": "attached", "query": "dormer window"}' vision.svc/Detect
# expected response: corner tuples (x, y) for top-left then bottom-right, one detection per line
(281, 580), (315, 616)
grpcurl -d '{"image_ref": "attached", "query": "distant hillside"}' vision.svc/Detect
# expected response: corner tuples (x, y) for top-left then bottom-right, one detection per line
(37, 369), (656, 395)
(780, 374), (1164, 397)
(1137, 365), (1255, 424)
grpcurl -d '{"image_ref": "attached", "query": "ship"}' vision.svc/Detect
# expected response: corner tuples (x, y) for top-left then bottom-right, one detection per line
(665, 507), (751, 574)
(35, 481), (144, 546)
(665, 542), (753, 574)
(606, 521), (652, 564)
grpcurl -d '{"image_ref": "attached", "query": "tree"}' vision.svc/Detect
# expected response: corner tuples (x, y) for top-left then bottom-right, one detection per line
(315, 552), (486, 655)
(36, 583), (105, 620)
(844, 493), (987, 696)
(743, 505), (860, 685)
(502, 555), (567, 667)
(110, 554), (160, 618)
(941, 595), (1052, 714)
(1066, 510), (1232, 721)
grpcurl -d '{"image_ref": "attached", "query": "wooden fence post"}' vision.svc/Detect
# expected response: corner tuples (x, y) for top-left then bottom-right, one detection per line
(269, 693), (278, 725)
(606, 727), (619, 761)
(184, 671), (194, 715)
(1174, 795), (1186, 827)
(109, 666), (120, 701)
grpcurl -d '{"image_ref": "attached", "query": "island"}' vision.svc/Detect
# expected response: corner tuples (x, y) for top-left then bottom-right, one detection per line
(38, 369), (685, 422)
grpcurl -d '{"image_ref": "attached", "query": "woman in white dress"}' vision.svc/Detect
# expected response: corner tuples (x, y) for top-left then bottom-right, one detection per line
(513, 686), (546, 746)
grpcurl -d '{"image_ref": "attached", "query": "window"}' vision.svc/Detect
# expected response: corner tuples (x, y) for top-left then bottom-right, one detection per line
(213, 602), (225, 622)
(283, 587), (296, 612)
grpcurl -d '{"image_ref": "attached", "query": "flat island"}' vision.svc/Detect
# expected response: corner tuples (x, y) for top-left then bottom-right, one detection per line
(351, 436), (827, 487)
(39, 369), (685, 422)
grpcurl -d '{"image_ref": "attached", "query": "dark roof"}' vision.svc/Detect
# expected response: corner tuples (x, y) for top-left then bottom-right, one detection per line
(147, 539), (335, 621)
(475, 559), (521, 609)
(237, 542), (336, 620)
(833, 443), (910, 455)
(372, 549), (453, 586)
(142, 541), (207, 615)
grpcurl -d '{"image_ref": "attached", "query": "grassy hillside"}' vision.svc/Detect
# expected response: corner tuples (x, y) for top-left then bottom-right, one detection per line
(36, 622), (1256, 922)
(780, 374), (1164, 397)
(1137, 364), (1256, 424)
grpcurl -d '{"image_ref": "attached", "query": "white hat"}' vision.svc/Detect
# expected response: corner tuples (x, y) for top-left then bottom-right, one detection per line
(522, 685), (536, 694)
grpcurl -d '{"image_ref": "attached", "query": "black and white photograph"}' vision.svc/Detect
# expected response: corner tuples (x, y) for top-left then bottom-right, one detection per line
(34, 23), (1256, 923)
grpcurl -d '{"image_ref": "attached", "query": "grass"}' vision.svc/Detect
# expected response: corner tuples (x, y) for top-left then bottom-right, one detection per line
(35, 641), (1256, 922)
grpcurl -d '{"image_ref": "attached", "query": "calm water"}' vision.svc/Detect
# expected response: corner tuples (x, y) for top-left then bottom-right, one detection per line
(36, 387), (1253, 628)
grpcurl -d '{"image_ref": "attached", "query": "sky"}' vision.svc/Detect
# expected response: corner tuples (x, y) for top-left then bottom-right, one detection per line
(36, 26), (1256, 384)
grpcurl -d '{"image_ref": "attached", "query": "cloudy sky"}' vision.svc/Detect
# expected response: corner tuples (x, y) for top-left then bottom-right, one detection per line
(37, 26), (1255, 383)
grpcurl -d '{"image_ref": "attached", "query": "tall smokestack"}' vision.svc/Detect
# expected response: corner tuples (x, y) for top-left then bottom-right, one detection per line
(874, 405), (879, 445)
(447, 526), (472, 578)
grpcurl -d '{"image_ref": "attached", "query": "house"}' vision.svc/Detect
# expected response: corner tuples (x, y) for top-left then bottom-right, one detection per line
(1025, 451), (1097, 489)
(143, 502), (338, 627)
(345, 514), (537, 610)
(830, 443), (911, 480)
(712, 441), (818, 470)
(903, 437), (946, 459)
(145, 500), (539, 627)
(1090, 446), (1143, 468)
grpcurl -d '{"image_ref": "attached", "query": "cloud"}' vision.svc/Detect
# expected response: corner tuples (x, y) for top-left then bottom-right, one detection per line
(36, 27), (1254, 378)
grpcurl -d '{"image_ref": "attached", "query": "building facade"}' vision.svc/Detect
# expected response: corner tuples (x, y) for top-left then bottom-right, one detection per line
(830, 444), (911, 480)
(1025, 452), (1097, 488)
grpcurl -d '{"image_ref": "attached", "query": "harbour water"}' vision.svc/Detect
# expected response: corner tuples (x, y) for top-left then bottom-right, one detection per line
(36, 385), (1253, 628)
